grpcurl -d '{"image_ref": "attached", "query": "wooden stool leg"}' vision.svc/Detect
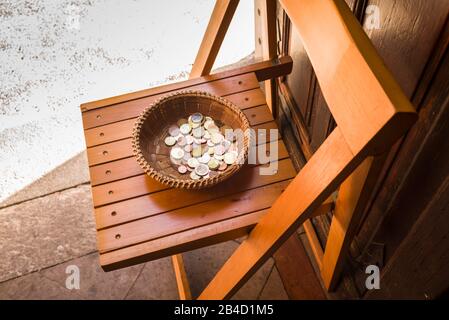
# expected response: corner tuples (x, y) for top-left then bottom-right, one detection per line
(172, 254), (192, 300)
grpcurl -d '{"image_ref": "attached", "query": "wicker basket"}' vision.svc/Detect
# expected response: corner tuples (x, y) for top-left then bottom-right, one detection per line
(132, 90), (251, 189)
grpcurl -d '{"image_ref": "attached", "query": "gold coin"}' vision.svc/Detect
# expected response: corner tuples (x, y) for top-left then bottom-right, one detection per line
(208, 159), (219, 170)
(192, 146), (202, 158)
(177, 118), (188, 127)
(190, 171), (200, 180)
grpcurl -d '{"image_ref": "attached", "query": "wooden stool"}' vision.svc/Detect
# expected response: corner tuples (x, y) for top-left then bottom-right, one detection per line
(80, 58), (293, 298)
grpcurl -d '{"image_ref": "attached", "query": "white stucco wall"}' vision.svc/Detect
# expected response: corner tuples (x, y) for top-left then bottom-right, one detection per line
(0, 0), (254, 203)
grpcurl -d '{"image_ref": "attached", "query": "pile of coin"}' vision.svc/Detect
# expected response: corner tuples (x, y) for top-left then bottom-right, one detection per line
(164, 112), (239, 180)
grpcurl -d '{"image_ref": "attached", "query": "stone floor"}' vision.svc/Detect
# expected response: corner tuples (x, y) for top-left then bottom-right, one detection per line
(0, 242), (288, 300)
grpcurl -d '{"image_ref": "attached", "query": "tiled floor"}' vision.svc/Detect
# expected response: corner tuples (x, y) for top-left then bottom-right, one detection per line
(0, 242), (289, 300)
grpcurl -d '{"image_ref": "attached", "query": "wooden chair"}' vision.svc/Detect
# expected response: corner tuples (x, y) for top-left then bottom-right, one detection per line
(79, 0), (416, 299)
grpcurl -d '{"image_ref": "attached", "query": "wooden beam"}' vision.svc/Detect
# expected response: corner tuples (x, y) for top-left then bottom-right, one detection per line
(277, 78), (326, 271)
(321, 157), (373, 290)
(312, 194), (335, 218)
(255, 0), (278, 114)
(190, 0), (239, 78)
(172, 254), (192, 300)
(303, 220), (324, 270)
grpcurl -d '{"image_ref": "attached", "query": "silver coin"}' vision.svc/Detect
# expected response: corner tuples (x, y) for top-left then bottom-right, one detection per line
(168, 125), (180, 137)
(224, 152), (237, 165)
(183, 151), (192, 161)
(191, 112), (204, 124)
(180, 123), (191, 135)
(171, 156), (183, 165)
(170, 147), (184, 160)
(206, 125), (220, 134)
(204, 120), (215, 130)
(199, 153), (211, 164)
(184, 144), (192, 153)
(207, 140), (215, 147)
(177, 136), (187, 146)
(224, 129), (235, 141)
(192, 127), (204, 138)
(220, 139), (231, 151)
(178, 165), (188, 174)
(203, 131), (211, 140)
(211, 132), (224, 144)
(185, 135), (194, 144)
(164, 136), (176, 146)
(214, 145), (225, 156)
(187, 157), (199, 168)
(195, 163), (209, 176)
(214, 154), (224, 161)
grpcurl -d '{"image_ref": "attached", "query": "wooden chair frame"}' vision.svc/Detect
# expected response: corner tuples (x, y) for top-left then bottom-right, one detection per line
(177, 0), (417, 299)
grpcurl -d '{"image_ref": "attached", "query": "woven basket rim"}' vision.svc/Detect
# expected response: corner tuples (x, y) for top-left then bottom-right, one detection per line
(132, 90), (251, 189)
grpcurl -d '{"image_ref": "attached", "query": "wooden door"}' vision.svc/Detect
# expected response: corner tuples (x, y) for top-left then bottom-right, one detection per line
(273, 0), (449, 298)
